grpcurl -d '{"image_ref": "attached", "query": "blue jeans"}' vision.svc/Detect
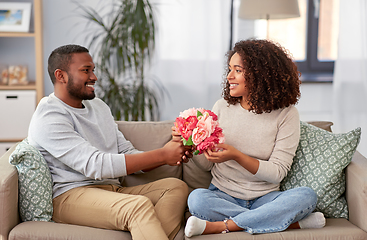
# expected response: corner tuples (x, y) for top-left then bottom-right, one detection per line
(187, 184), (317, 234)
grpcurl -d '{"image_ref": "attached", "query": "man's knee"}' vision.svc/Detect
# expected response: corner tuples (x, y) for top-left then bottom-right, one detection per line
(171, 177), (188, 190)
(118, 195), (156, 224)
(171, 178), (189, 195)
(134, 195), (155, 211)
(157, 177), (189, 198)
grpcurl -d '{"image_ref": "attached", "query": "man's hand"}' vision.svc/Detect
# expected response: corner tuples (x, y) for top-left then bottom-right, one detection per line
(171, 126), (194, 164)
(171, 126), (181, 142)
(125, 128), (194, 174)
(162, 140), (191, 166)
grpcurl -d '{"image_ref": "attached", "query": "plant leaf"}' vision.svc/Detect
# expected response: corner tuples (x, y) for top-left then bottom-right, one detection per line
(197, 110), (203, 118)
(183, 136), (194, 146)
(74, 0), (165, 121)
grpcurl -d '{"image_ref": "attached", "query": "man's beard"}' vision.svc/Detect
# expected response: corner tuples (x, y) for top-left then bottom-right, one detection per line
(66, 74), (95, 100)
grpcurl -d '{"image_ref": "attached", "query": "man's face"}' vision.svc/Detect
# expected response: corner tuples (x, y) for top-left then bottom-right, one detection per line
(65, 52), (97, 102)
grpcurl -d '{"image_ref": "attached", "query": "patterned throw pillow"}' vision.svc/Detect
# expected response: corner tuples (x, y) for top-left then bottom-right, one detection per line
(9, 138), (53, 222)
(280, 121), (361, 219)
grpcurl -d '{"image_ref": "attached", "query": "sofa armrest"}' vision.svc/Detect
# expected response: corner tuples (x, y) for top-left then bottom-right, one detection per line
(0, 143), (20, 240)
(346, 150), (367, 232)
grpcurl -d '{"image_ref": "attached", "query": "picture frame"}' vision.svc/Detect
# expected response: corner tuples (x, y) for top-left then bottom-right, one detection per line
(0, 2), (32, 32)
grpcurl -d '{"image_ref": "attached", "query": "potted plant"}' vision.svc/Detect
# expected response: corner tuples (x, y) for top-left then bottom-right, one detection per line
(75, 0), (166, 121)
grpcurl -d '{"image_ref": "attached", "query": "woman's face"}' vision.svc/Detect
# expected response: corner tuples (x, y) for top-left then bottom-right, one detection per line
(227, 52), (249, 106)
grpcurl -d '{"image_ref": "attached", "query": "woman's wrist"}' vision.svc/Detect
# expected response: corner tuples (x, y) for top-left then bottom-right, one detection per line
(234, 151), (259, 174)
(233, 150), (246, 164)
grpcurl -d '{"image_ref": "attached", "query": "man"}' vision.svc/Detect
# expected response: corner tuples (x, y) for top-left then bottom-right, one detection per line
(28, 44), (190, 240)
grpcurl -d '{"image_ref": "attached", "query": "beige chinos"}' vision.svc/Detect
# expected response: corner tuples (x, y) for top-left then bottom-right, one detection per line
(52, 178), (188, 240)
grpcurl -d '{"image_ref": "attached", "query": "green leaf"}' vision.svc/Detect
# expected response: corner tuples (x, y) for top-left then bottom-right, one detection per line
(182, 136), (194, 146)
(197, 110), (203, 118)
(194, 150), (200, 155)
(73, 0), (166, 121)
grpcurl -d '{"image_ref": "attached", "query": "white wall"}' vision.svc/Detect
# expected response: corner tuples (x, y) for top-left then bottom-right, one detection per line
(298, 83), (333, 122)
(41, 0), (334, 124)
(42, 0), (103, 95)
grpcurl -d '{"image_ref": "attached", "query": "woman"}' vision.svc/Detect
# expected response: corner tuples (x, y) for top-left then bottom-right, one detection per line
(185, 39), (325, 237)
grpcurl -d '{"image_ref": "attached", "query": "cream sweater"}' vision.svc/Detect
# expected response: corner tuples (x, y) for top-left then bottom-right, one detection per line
(200, 99), (300, 200)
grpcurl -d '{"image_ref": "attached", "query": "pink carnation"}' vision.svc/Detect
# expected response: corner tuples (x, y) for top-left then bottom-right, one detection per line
(211, 127), (225, 143)
(175, 107), (225, 155)
(179, 108), (198, 119)
(196, 142), (215, 155)
(198, 115), (215, 135)
(203, 109), (218, 121)
(175, 116), (198, 141)
(192, 127), (210, 145)
(186, 116), (199, 131)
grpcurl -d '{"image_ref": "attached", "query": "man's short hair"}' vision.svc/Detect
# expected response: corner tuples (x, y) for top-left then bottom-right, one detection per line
(48, 44), (89, 84)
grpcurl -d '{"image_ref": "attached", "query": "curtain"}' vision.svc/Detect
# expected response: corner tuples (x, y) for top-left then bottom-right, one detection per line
(151, 0), (231, 120)
(333, 0), (367, 156)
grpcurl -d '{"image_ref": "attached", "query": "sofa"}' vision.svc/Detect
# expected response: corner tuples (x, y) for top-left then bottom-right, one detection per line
(1, 120), (367, 240)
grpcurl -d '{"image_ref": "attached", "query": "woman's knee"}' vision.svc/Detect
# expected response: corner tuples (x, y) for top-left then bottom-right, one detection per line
(187, 188), (211, 212)
(301, 187), (317, 200)
(295, 186), (318, 206)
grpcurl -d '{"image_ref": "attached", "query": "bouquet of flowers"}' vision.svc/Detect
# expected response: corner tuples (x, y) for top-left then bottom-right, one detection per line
(175, 108), (225, 155)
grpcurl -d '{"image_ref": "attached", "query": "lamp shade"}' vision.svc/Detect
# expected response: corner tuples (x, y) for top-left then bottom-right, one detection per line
(239, 0), (300, 20)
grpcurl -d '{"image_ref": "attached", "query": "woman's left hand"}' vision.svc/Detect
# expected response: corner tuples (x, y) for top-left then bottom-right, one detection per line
(204, 143), (240, 163)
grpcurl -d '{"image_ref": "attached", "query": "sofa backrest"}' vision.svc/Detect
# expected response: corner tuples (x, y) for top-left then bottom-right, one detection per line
(116, 120), (213, 192)
(116, 120), (335, 192)
(116, 120), (183, 187)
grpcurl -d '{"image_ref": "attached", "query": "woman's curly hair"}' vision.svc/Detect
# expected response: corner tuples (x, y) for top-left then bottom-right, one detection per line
(222, 39), (301, 114)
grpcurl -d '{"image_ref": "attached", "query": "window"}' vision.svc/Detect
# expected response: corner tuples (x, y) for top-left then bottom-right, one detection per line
(297, 0), (339, 74)
(264, 0), (340, 81)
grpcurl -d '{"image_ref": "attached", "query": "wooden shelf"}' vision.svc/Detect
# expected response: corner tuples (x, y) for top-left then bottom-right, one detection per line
(0, 0), (43, 143)
(0, 139), (23, 143)
(0, 0), (43, 103)
(0, 82), (37, 90)
(0, 32), (35, 37)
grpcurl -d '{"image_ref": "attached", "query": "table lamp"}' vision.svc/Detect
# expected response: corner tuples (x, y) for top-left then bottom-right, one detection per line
(238, 0), (300, 39)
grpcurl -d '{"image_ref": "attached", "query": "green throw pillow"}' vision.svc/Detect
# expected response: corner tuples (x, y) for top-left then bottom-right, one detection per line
(280, 121), (361, 219)
(9, 138), (53, 222)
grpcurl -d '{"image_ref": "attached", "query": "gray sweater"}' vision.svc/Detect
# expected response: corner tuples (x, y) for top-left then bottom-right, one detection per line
(196, 99), (300, 200)
(28, 93), (141, 198)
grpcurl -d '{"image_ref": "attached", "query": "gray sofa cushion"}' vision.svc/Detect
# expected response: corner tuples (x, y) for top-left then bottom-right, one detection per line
(182, 219), (367, 240)
(116, 120), (183, 187)
(9, 219), (366, 240)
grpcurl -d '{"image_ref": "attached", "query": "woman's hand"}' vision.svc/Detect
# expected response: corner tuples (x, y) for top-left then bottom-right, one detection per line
(205, 143), (259, 174)
(204, 143), (240, 163)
